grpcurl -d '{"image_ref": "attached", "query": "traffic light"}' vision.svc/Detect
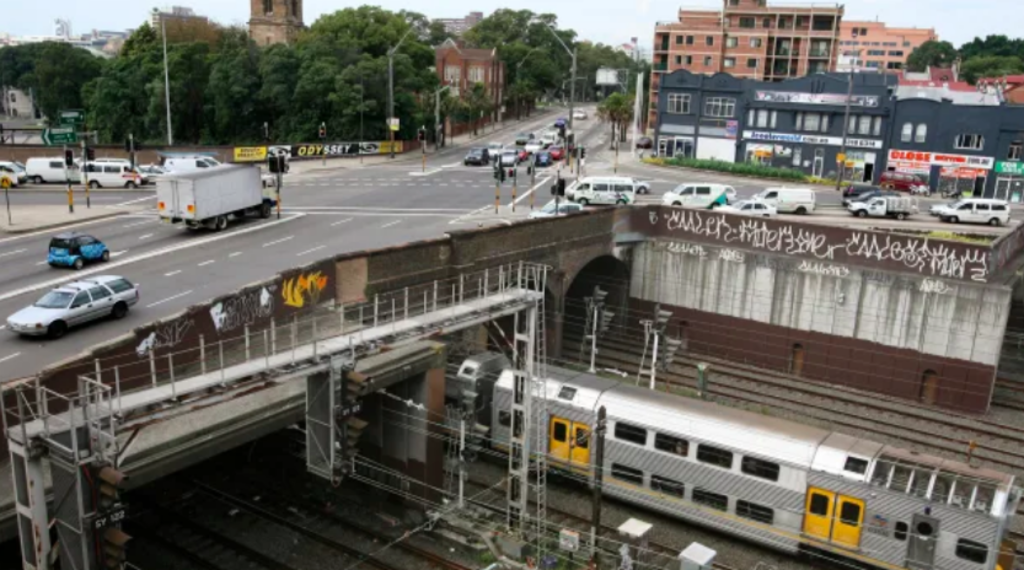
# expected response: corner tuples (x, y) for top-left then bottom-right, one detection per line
(94, 465), (129, 568)
(654, 304), (672, 334)
(417, 128), (425, 142)
(85, 147), (95, 161)
(551, 178), (566, 196)
(558, 124), (566, 141)
(658, 337), (683, 371)
(599, 308), (615, 334)
(124, 138), (132, 152)
(580, 147), (587, 160)
(64, 150), (74, 167)
(592, 286), (608, 306)
(318, 122), (326, 139)
(500, 167), (507, 183)
(268, 154), (286, 174)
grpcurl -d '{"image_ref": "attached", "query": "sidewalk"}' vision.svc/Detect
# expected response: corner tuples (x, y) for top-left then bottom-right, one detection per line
(0, 205), (144, 234)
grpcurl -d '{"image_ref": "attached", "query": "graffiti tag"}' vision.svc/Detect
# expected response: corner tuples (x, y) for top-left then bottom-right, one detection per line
(798, 260), (850, 278)
(718, 249), (745, 263)
(920, 278), (952, 295)
(136, 319), (194, 357)
(282, 271), (329, 309)
(211, 286), (274, 332)
(664, 241), (707, 259)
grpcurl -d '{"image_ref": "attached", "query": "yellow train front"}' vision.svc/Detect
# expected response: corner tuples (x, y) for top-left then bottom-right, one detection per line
(489, 366), (1020, 570)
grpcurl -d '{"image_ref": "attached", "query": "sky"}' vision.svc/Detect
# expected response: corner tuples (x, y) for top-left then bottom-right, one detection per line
(2, 0), (1021, 51)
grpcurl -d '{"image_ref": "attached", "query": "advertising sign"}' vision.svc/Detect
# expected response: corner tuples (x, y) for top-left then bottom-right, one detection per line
(725, 120), (738, 139)
(742, 130), (882, 149)
(996, 161), (1024, 176)
(754, 91), (880, 108)
(289, 141), (405, 158)
(596, 68), (619, 86)
(887, 150), (994, 170)
(234, 146), (268, 162)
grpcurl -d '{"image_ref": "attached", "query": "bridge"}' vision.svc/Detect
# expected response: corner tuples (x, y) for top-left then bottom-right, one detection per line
(5, 204), (1024, 569)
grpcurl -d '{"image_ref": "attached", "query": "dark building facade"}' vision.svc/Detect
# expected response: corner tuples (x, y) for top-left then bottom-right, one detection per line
(653, 69), (1024, 196)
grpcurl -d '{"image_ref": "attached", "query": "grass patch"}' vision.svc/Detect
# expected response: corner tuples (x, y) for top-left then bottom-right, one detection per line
(645, 157), (819, 182)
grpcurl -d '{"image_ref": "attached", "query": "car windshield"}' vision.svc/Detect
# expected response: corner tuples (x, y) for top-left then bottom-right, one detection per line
(49, 237), (73, 249)
(35, 290), (74, 309)
(468, 149), (483, 155)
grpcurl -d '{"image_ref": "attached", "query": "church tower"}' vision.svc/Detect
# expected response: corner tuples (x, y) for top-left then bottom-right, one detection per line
(248, 0), (303, 46)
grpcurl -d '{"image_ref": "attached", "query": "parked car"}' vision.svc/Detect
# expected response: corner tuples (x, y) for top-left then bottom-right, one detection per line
(0, 161), (27, 185)
(569, 176), (636, 206)
(525, 139), (544, 154)
(500, 151), (519, 167)
(636, 136), (654, 150)
(25, 157), (81, 184)
(464, 148), (491, 166)
(752, 187), (816, 214)
(83, 162), (147, 188)
(548, 146), (565, 161)
(719, 199), (777, 218)
(6, 276), (139, 339)
(514, 133), (533, 146)
(47, 233), (110, 269)
(534, 152), (553, 168)
(528, 200), (584, 219)
(661, 183), (733, 209)
(935, 198), (1011, 226)
(879, 171), (929, 193)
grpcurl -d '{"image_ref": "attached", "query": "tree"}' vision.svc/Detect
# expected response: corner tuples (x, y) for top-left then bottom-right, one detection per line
(597, 92), (633, 144)
(960, 55), (1024, 84)
(905, 40), (959, 72)
(959, 35), (1024, 61)
(121, 23), (159, 58)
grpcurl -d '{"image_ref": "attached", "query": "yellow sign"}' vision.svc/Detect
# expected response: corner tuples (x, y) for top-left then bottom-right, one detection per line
(0, 176), (10, 190)
(379, 141), (404, 154)
(836, 152), (846, 163)
(845, 160), (855, 168)
(233, 146), (268, 162)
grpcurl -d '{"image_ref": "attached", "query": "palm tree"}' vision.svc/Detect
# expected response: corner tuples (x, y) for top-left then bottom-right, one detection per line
(597, 92), (635, 171)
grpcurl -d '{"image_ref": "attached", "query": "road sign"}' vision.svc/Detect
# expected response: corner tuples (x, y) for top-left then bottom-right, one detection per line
(387, 117), (400, 132)
(42, 127), (78, 146)
(58, 109), (84, 127)
(0, 176), (10, 190)
(836, 152), (846, 163)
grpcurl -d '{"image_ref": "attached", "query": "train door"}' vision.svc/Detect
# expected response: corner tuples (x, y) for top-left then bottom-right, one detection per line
(905, 513), (940, 570)
(832, 496), (865, 549)
(550, 418), (570, 461)
(803, 488), (835, 540)
(571, 424), (591, 467)
(803, 488), (866, 549)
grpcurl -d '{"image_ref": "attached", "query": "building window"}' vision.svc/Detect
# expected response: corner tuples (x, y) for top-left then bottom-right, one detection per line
(703, 97), (735, 118)
(685, 55), (693, 65)
(903, 41), (911, 47)
(955, 133), (984, 150)
(1008, 141), (1022, 160)
(696, 443), (734, 469)
(706, 36), (714, 46)
(955, 539), (988, 565)
(686, 35), (694, 45)
(736, 501), (775, 524)
(858, 115), (872, 135)
(756, 109), (768, 128)
(614, 422), (647, 445)
(704, 56), (713, 66)
(693, 489), (728, 511)
(797, 112), (827, 133)
(739, 17), (755, 29)
(676, 35), (684, 45)
(867, 50), (885, 56)
(651, 475), (685, 498)
(741, 456), (780, 481)
(872, 117), (882, 137)
(750, 38), (762, 48)
(888, 50), (904, 57)
(611, 463), (644, 485)
(666, 93), (691, 114)
(770, 110), (777, 128)
(915, 124), (927, 143)
(654, 432), (689, 456)
(724, 57), (736, 68)
(844, 457), (869, 475)
(263, 0), (273, 15)
(726, 37), (738, 48)
(468, 67), (484, 83)
(747, 58), (758, 69)
(901, 123), (913, 142)
(762, 17), (772, 28)
(675, 55), (682, 65)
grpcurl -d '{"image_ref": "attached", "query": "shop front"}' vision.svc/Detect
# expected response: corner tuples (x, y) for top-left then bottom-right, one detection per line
(994, 161), (1024, 202)
(741, 130), (881, 180)
(886, 150), (994, 196)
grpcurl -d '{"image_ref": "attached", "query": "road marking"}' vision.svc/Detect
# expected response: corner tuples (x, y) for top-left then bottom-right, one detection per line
(331, 218), (354, 226)
(229, 251), (242, 258)
(145, 290), (193, 309)
(164, 270), (182, 277)
(380, 220), (402, 229)
(113, 196), (155, 206)
(123, 220), (154, 228)
(111, 250), (129, 258)
(409, 169), (442, 177)
(0, 353), (21, 364)
(0, 215), (135, 245)
(0, 214), (304, 304)
(138, 233), (153, 240)
(262, 236), (294, 248)
(511, 176), (552, 206)
(0, 248), (27, 258)
(197, 260), (215, 267)
(0, 325), (5, 331)
(296, 245), (326, 256)
(288, 206), (470, 213)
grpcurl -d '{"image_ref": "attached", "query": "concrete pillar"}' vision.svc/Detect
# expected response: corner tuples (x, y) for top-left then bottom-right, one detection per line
(10, 442), (51, 570)
(548, 270), (568, 361)
(423, 365), (446, 507)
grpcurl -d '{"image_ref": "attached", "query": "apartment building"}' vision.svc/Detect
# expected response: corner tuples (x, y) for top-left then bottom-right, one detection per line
(650, 0), (843, 131)
(436, 11), (484, 37)
(838, 21), (937, 72)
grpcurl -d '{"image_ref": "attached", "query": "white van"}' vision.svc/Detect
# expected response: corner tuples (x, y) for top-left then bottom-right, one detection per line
(0, 161), (26, 186)
(164, 156), (221, 173)
(753, 187), (816, 214)
(25, 157), (81, 184)
(83, 162), (147, 188)
(661, 183), (733, 209)
(568, 176), (636, 206)
(935, 198), (1011, 226)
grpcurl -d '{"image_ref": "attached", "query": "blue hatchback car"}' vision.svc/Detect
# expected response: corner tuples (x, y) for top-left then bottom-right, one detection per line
(48, 233), (110, 270)
(534, 152), (553, 167)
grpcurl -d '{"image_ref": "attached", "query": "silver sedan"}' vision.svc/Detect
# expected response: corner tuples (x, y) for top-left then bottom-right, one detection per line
(6, 276), (140, 339)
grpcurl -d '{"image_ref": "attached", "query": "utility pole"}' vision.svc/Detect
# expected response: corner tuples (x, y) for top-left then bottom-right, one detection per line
(435, 82), (452, 152)
(589, 406), (607, 565)
(387, 27), (415, 160)
(81, 139), (91, 209)
(157, 8), (173, 146)
(835, 68), (855, 192)
(512, 162), (518, 212)
(530, 152), (536, 210)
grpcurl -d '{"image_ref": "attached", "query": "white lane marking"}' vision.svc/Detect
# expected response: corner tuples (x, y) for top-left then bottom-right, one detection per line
(0, 352), (21, 364)
(138, 233), (153, 240)
(111, 250), (129, 258)
(0, 325), (5, 331)
(197, 260), (215, 267)
(442, 162), (462, 168)
(510, 176), (552, 206)
(296, 245), (326, 256)
(380, 220), (402, 229)
(0, 214), (304, 304)
(145, 290), (193, 309)
(229, 251), (242, 258)
(122, 220), (155, 228)
(262, 236), (294, 248)
(331, 218), (354, 227)
(164, 270), (182, 277)
(0, 249), (27, 258)
(111, 195), (155, 207)
(35, 261), (47, 266)
(285, 206), (470, 213)
(0, 215), (134, 245)
(409, 169), (443, 177)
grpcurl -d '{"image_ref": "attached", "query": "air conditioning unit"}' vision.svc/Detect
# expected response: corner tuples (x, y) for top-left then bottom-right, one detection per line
(679, 543), (716, 570)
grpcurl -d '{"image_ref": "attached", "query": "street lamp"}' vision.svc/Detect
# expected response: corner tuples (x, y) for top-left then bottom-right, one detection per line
(434, 81), (453, 150)
(387, 27), (415, 159)
(535, 20), (577, 132)
(153, 7), (173, 146)
(513, 47), (542, 121)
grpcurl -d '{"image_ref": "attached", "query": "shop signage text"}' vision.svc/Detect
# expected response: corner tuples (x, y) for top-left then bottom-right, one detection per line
(754, 91), (880, 108)
(996, 161), (1024, 176)
(743, 130), (882, 149)
(887, 150), (994, 170)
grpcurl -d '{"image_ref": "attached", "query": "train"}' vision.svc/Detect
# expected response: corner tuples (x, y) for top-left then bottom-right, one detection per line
(450, 354), (1020, 570)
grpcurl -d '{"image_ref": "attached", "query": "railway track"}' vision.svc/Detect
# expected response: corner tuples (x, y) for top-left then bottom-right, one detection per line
(565, 330), (1024, 473)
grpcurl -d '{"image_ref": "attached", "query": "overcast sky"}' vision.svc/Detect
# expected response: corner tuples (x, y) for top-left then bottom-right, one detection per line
(2, 0), (1020, 50)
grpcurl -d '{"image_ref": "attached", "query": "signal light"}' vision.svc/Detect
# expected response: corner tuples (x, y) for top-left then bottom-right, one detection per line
(85, 147), (95, 161)
(64, 150), (74, 167)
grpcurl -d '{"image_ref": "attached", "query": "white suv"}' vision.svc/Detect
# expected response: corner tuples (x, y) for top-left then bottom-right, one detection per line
(936, 199), (1011, 226)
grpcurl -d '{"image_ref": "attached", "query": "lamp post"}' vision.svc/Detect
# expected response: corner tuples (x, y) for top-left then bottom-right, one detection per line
(387, 27), (415, 160)
(154, 7), (173, 146)
(537, 21), (577, 132)
(513, 47), (542, 120)
(435, 81), (453, 151)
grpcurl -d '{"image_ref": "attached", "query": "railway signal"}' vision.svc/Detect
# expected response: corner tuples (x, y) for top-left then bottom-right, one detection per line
(658, 336), (683, 371)
(93, 465), (130, 568)
(583, 286), (611, 373)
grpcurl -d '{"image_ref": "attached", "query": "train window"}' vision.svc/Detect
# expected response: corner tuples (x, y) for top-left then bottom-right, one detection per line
(910, 468), (933, 498)
(839, 501), (862, 526)
(894, 521), (908, 541)
(557, 386), (577, 401)
(741, 456), (780, 482)
(955, 538), (988, 564)
(614, 422), (648, 446)
(931, 473), (954, 503)
(693, 489), (728, 512)
(890, 464), (912, 492)
(809, 494), (829, 516)
(972, 484), (995, 513)
(654, 433), (689, 457)
(611, 463), (643, 485)
(736, 500), (774, 525)
(843, 457), (868, 475)
(697, 444), (733, 469)
(951, 481), (972, 508)
(870, 458), (894, 487)
(553, 421), (568, 442)
(651, 475), (685, 498)
(498, 411), (511, 427)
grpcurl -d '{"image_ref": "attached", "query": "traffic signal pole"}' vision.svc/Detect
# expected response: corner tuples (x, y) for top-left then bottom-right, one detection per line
(63, 145), (74, 214)
(589, 406), (606, 566)
(81, 140), (90, 209)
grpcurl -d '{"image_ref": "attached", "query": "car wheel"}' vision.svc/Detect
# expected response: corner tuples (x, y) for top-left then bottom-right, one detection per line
(882, 183), (894, 190)
(795, 207), (808, 215)
(949, 216), (959, 224)
(260, 202), (272, 219)
(578, 199), (589, 206)
(673, 202), (682, 206)
(989, 218), (1001, 227)
(72, 258), (84, 270)
(47, 320), (68, 339)
(215, 216), (228, 231)
(101, 250), (110, 262)
(31, 176), (43, 184)
(896, 212), (906, 221)
(111, 301), (128, 320)
(857, 210), (868, 218)
(125, 181), (138, 189)
(89, 180), (100, 189)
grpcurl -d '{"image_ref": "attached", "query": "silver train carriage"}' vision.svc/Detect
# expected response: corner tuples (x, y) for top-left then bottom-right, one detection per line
(490, 366), (1020, 570)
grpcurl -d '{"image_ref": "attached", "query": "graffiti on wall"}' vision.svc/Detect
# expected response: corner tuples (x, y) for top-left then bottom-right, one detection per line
(798, 260), (850, 278)
(136, 318), (194, 357)
(655, 209), (990, 282)
(282, 271), (329, 308)
(210, 286), (274, 332)
(920, 278), (952, 295)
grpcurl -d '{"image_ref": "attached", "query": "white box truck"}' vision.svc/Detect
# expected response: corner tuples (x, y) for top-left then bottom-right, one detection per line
(847, 196), (918, 220)
(157, 164), (275, 231)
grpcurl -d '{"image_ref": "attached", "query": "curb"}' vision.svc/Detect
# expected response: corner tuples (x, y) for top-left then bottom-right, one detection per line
(0, 210), (131, 235)
(5, 186), (155, 194)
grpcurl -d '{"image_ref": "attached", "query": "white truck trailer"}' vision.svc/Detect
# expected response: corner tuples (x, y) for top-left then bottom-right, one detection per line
(156, 164), (275, 231)
(847, 196), (918, 220)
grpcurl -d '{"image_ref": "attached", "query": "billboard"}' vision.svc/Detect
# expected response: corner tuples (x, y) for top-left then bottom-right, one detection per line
(596, 68), (619, 86)
(754, 90), (880, 108)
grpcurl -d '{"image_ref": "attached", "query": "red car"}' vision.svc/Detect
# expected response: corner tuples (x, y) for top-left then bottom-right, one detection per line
(879, 171), (928, 193)
(548, 145), (565, 161)
(518, 149), (530, 162)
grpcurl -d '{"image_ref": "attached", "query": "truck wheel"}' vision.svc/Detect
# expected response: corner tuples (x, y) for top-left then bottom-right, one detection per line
(260, 202), (272, 218)
(896, 212), (906, 221)
(215, 216), (228, 231)
(125, 181), (138, 189)
(578, 198), (589, 206)
(795, 206), (808, 215)
(31, 176), (43, 184)
(856, 210), (867, 218)
(949, 216), (959, 224)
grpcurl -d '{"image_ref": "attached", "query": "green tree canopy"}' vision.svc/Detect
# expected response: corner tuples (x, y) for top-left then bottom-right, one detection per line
(905, 40), (959, 72)
(960, 55), (1024, 84)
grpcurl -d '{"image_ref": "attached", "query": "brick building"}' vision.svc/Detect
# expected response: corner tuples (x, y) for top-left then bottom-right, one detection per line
(650, 0), (843, 130)
(248, 0), (304, 46)
(435, 11), (484, 37)
(837, 21), (937, 73)
(435, 39), (505, 114)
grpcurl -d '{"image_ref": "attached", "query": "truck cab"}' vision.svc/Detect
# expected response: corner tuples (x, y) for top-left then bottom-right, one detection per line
(848, 196), (918, 220)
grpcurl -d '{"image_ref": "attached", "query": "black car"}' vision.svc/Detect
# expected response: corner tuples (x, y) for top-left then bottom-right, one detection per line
(464, 148), (490, 166)
(841, 185), (898, 206)
(514, 133), (533, 146)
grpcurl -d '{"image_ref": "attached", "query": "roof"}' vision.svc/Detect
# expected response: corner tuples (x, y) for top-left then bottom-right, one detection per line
(895, 85), (1003, 105)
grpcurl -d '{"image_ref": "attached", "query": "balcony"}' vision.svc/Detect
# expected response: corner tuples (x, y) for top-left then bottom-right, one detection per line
(654, 61), (668, 72)
(809, 49), (830, 58)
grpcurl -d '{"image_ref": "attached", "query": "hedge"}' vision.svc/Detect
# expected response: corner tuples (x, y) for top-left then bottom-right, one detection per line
(644, 157), (821, 183)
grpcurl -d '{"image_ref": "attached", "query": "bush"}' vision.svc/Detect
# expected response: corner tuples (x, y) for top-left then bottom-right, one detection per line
(648, 156), (808, 181)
